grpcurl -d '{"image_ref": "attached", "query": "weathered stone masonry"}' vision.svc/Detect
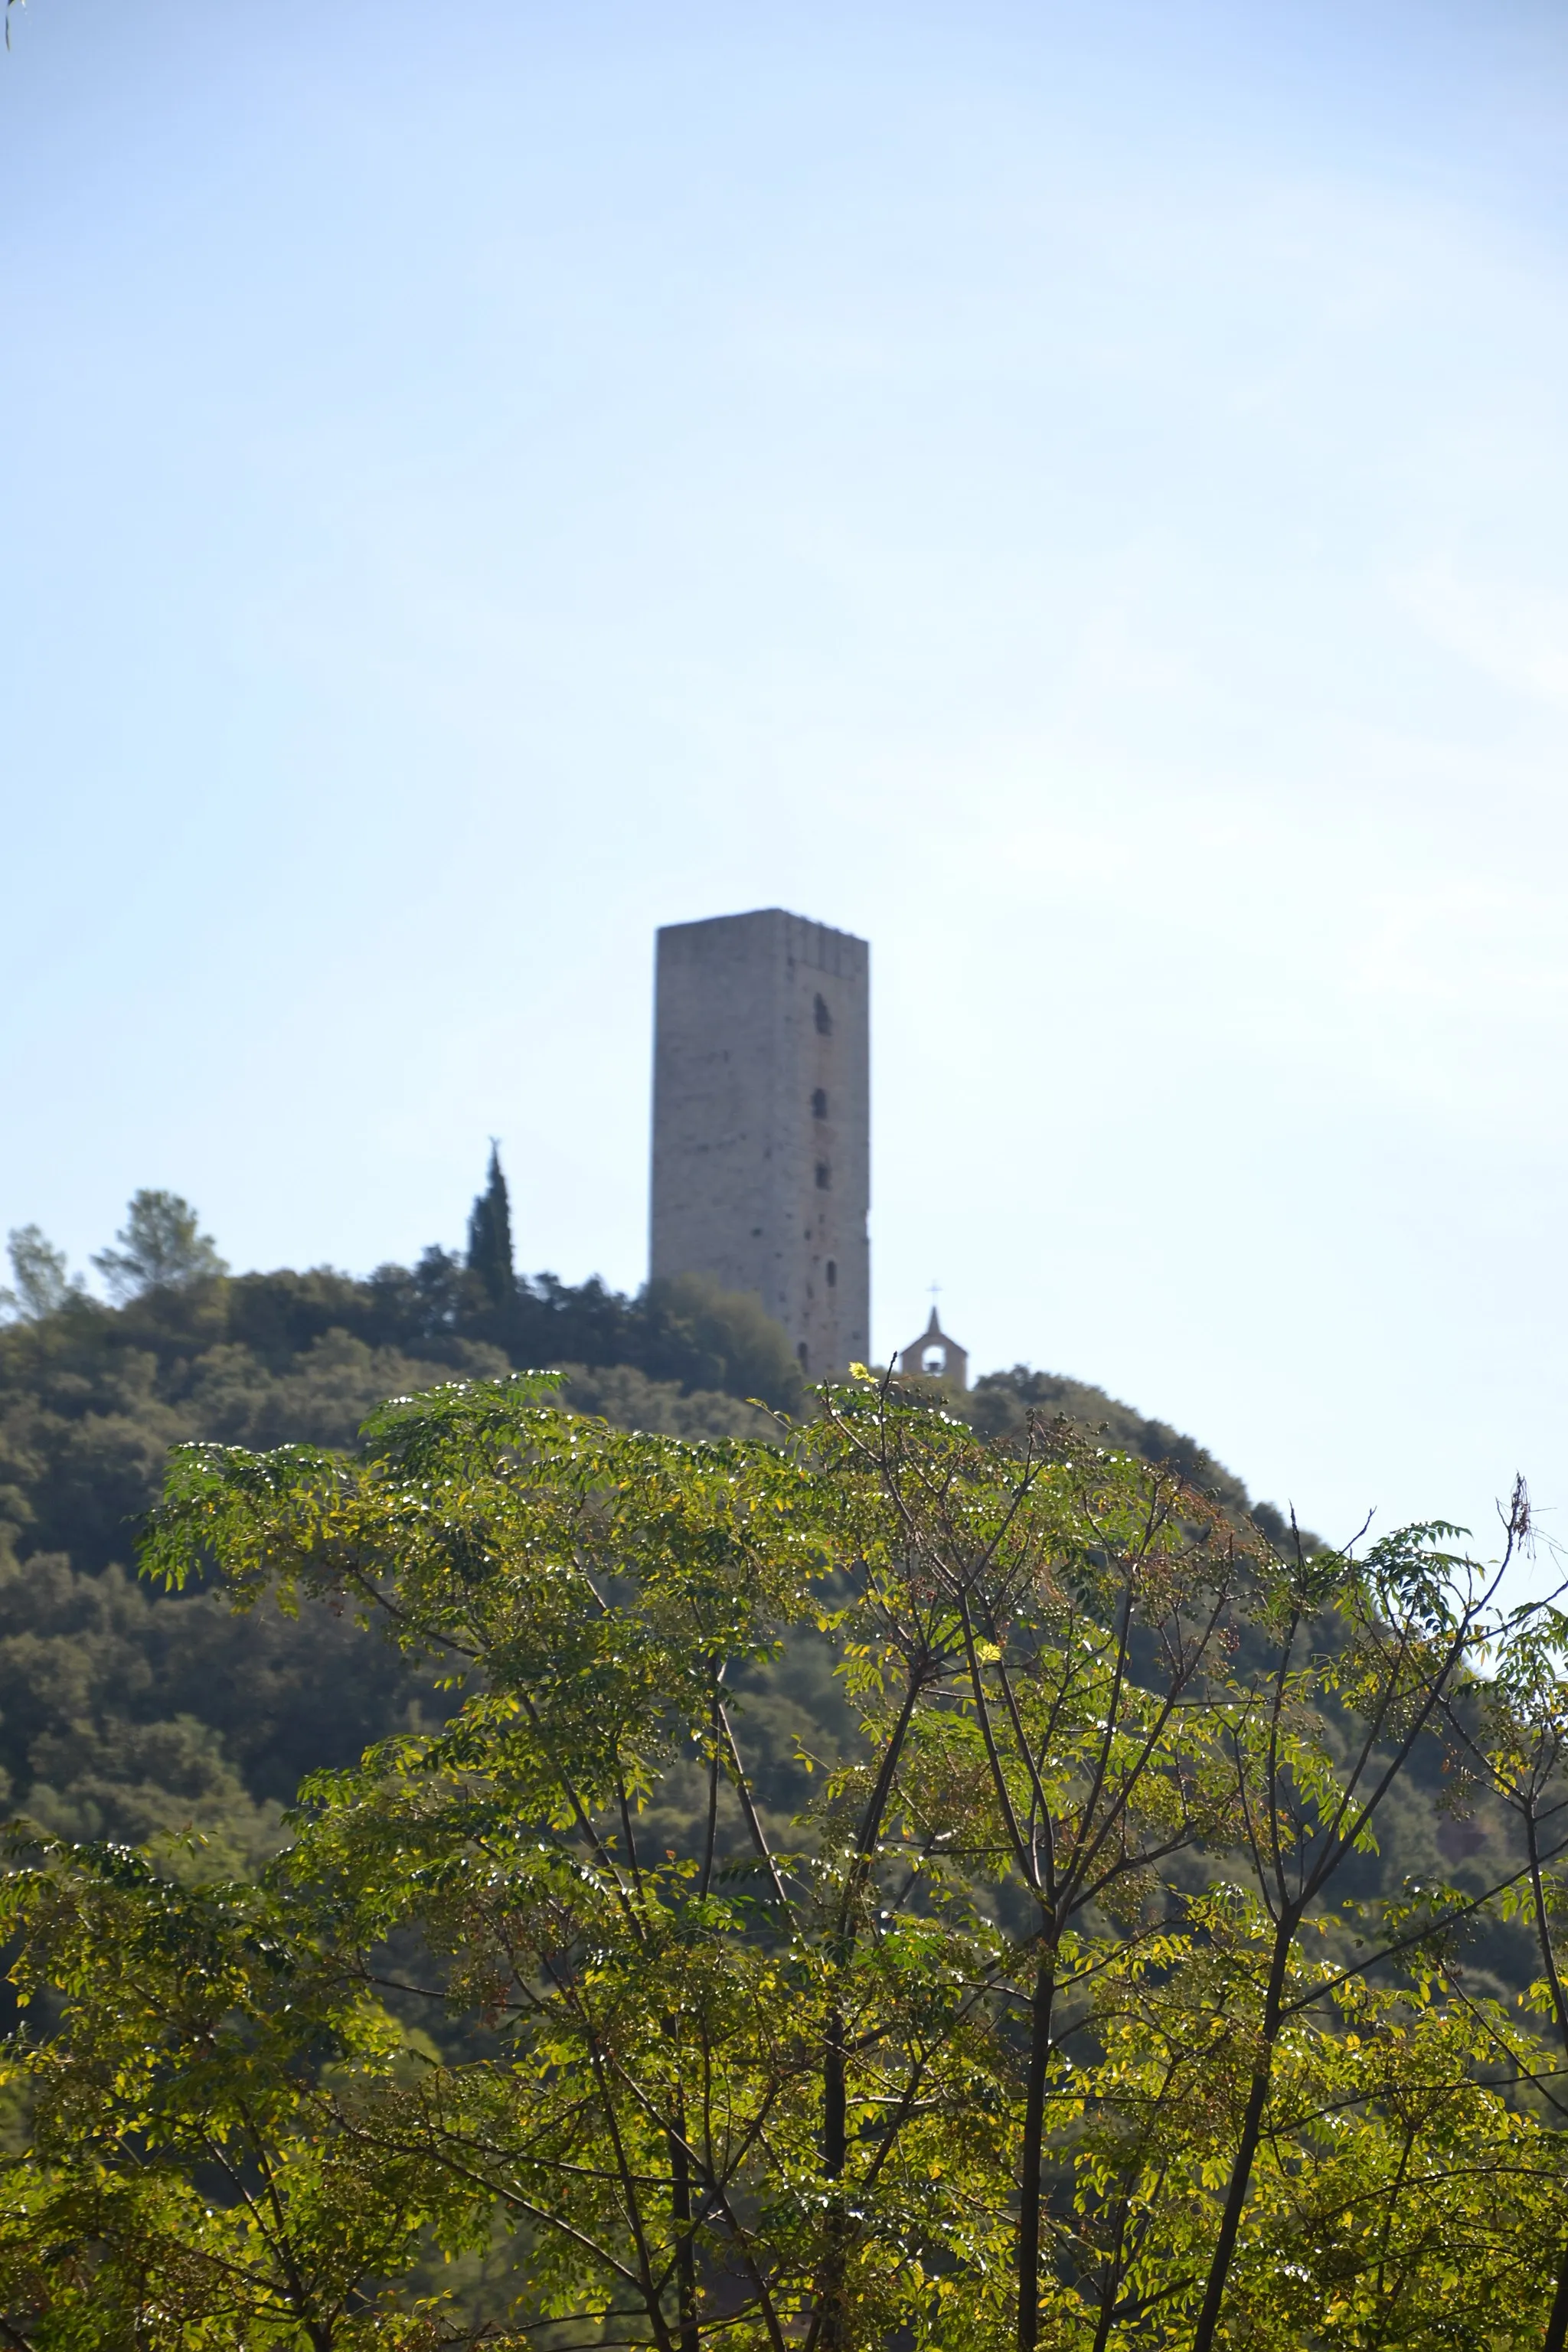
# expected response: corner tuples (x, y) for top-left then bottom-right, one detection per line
(649, 908), (871, 1378)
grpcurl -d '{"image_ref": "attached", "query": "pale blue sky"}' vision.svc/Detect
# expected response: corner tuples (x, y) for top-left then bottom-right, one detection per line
(6, 0), (1568, 1567)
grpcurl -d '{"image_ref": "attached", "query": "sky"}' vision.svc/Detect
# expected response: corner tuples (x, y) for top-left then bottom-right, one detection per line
(5, 0), (1568, 1577)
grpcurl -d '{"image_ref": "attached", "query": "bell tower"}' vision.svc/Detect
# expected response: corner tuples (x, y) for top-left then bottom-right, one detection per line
(898, 1307), (968, 1391)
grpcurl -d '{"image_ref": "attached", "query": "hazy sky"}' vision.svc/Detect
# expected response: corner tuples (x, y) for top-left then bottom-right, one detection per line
(6, 0), (1568, 1573)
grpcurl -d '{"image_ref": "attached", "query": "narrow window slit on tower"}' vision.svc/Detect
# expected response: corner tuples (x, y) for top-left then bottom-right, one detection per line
(812, 1087), (828, 1119)
(815, 1161), (831, 1190)
(826, 1259), (837, 1286)
(814, 993), (832, 1035)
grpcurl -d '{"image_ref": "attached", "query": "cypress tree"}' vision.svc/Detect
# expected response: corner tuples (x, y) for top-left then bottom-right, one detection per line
(466, 1143), (515, 1308)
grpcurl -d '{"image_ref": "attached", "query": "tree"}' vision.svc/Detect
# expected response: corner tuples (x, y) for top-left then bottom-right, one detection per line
(0, 1833), (486, 2347)
(136, 1371), (1018, 2347)
(1181, 1509), (1517, 2352)
(6, 1369), (1563, 2347)
(642, 1272), (802, 1411)
(92, 1189), (228, 1301)
(1077, 1892), (1560, 2347)
(464, 1145), (514, 1310)
(1446, 1543), (1568, 2352)
(808, 1390), (1246, 2351)
(0, 1223), (86, 1321)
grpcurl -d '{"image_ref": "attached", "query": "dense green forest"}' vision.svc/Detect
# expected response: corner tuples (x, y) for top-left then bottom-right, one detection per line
(0, 1169), (1310, 1883)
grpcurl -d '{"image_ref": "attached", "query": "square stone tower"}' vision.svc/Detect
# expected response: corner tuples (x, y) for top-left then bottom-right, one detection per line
(650, 908), (870, 1379)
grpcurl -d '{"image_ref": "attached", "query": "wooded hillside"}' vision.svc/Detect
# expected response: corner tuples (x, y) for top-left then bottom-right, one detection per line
(2, 1357), (1562, 2350)
(0, 1182), (1516, 1955)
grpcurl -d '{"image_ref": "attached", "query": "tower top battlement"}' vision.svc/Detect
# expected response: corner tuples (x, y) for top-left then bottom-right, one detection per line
(658, 907), (867, 980)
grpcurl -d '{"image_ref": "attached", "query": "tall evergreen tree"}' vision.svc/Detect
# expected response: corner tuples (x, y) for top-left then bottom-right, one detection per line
(91, 1191), (228, 1301)
(465, 1143), (514, 1308)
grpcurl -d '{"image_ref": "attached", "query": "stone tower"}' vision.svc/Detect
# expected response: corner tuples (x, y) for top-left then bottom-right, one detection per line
(650, 908), (870, 1379)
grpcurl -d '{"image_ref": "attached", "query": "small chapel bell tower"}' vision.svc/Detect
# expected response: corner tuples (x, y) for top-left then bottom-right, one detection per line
(899, 1305), (968, 1391)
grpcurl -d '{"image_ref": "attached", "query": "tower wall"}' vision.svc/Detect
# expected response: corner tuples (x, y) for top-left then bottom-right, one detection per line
(650, 908), (870, 1379)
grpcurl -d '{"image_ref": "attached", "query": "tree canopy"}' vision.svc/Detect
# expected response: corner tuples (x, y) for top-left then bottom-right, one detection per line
(2, 1181), (1560, 2344)
(91, 1189), (230, 1301)
(0, 1190), (799, 1875)
(2, 1368), (1565, 2349)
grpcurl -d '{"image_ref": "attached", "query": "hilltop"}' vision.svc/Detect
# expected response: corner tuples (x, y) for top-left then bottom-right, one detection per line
(0, 1184), (1344, 1894)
